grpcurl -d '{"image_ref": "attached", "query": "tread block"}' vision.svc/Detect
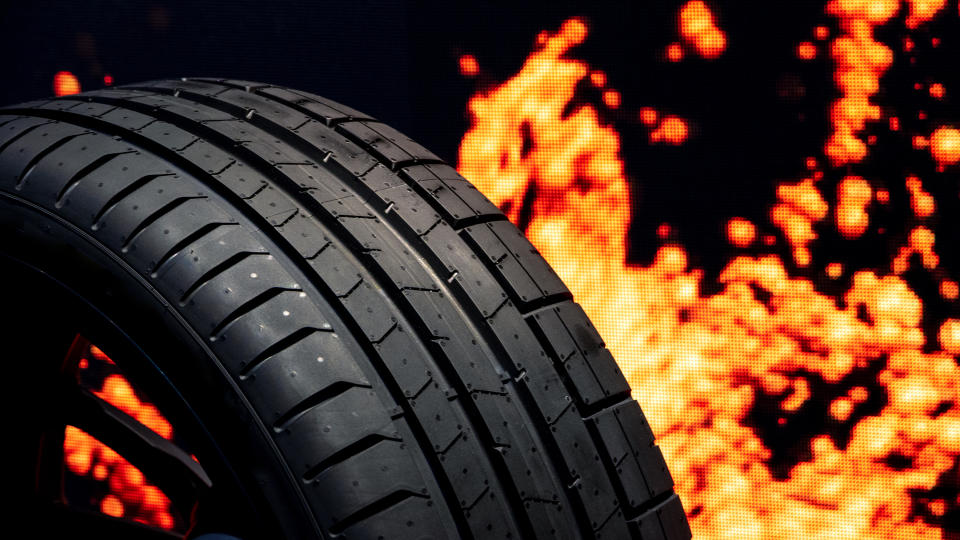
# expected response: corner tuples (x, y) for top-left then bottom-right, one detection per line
(462, 222), (542, 304)
(553, 302), (631, 399)
(245, 184), (300, 226)
(376, 183), (442, 234)
(212, 288), (332, 372)
(99, 106), (158, 130)
(487, 219), (568, 298)
(94, 176), (204, 251)
(614, 404), (674, 499)
(242, 330), (371, 421)
(0, 117), (52, 149)
(360, 162), (408, 191)
(130, 79), (230, 98)
(0, 123), (90, 189)
(295, 119), (378, 176)
(418, 164), (503, 221)
(591, 403), (658, 509)
(182, 253), (300, 333)
(339, 279), (397, 343)
(50, 100), (118, 118)
(56, 152), (176, 225)
(152, 225), (267, 291)
(420, 220), (506, 317)
(209, 88), (312, 130)
(308, 243), (363, 297)
(470, 392), (561, 505)
(276, 211), (330, 259)
(123, 198), (234, 273)
(367, 248), (438, 292)
(362, 122), (441, 163)
(278, 386), (400, 476)
(628, 494), (690, 540)
(256, 87), (360, 124)
(528, 306), (609, 407)
(338, 121), (416, 168)
(276, 87), (372, 121)
(340, 492), (452, 540)
(13, 133), (131, 202)
(136, 120), (199, 152)
(374, 324), (433, 398)
(409, 381), (462, 455)
(401, 289), (505, 394)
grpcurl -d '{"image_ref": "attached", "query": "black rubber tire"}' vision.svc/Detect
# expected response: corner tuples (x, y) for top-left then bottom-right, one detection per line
(0, 79), (690, 539)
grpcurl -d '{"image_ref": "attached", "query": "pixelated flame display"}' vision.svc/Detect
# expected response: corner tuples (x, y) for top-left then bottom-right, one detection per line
(458, 9), (960, 540)
(63, 342), (178, 530)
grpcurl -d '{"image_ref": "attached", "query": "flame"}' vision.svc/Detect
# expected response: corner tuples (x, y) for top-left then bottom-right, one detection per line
(824, 0), (897, 166)
(458, 16), (959, 540)
(63, 342), (177, 530)
(53, 71), (80, 97)
(679, 1), (727, 59)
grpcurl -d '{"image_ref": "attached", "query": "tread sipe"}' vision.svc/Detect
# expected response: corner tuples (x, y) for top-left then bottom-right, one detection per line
(0, 79), (690, 539)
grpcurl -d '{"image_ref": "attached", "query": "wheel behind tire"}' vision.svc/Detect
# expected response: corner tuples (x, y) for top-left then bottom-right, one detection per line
(0, 79), (690, 539)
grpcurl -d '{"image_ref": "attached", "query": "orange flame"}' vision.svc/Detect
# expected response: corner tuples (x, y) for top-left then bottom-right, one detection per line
(64, 343), (177, 530)
(458, 17), (960, 539)
(52, 71), (81, 97)
(679, 1), (727, 59)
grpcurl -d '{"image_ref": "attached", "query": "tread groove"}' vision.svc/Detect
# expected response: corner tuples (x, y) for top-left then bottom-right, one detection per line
(90, 173), (174, 226)
(0, 121), (53, 156)
(150, 222), (238, 275)
(178, 251), (270, 303)
(328, 489), (427, 535)
(274, 380), (373, 432)
(15, 132), (90, 189)
(55, 150), (136, 206)
(301, 432), (399, 482)
(239, 326), (329, 378)
(120, 195), (206, 251)
(209, 286), (302, 338)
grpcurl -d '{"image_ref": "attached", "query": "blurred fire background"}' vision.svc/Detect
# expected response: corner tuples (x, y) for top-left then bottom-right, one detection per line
(2, 0), (960, 538)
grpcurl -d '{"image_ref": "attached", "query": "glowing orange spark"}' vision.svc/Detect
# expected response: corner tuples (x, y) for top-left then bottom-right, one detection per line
(459, 54), (479, 77)
(639, 107), (659, 126)
(667, 42), (685, 62)
(930, 82), (946, 99)
(906, 176), (935, 218)
(930, 126), (960, 166)
(679, 1), (727, 59)
(602, 89), (621, 109)
(53, 71), (81, 97)
(727, 218), (756, 248)
(650, 116), (689, 145)
(905, 0), (948, 28)
(797, 41), (817, 60)
(836, 175), (872, 239)
(590, 70), (607, 87)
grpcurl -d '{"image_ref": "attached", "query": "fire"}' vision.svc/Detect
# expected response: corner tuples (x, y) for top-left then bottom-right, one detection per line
(457, 16), (960, 540)
(930, 126), (960, 167)
(678, 1), (726, 59)
(52, 71), (80, 97)
(63, 342), (177, 530)
(824, 0), (896, 166)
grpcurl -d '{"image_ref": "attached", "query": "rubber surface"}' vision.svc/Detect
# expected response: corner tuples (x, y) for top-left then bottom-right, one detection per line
(0, 79), (690, 539)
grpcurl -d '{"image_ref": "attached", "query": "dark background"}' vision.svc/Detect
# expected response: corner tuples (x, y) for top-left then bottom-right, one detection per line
(1, 2), (958, 530)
